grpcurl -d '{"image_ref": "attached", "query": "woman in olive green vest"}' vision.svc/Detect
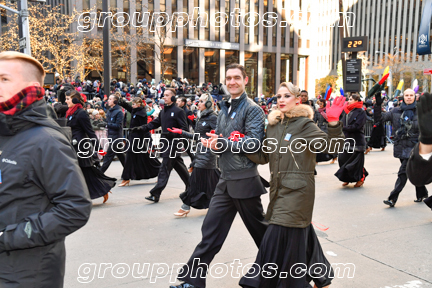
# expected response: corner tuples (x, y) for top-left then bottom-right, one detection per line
(240, 82), (346, 288)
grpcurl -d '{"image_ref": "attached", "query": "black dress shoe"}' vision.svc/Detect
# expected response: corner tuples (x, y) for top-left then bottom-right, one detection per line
(424, 197), (432, 209)
(169, 283), (196, 288)
(383, 199), (395, 207)
(414, 196), (428, 202)
(145, 195), (159, 203)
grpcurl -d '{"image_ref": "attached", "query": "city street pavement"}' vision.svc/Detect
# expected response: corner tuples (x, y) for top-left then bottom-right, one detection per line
(65, 144), (432, 288)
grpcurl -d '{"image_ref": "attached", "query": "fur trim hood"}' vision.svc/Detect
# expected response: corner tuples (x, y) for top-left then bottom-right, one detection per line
(268, 104), (314, 126)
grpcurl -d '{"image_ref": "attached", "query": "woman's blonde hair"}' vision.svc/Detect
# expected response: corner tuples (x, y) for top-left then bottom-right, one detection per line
(278, 82), (301, 97)
(200, 93), (214, 110)
(132, 97), (143, 107)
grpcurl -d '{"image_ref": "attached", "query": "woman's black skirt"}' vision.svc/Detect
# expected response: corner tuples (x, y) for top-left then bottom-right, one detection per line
(81, 166), (116, 200)
(121, 150), (161, 180)
(367, 124), (387, 149)
(179, 168), (220, 209)
(335, 150), (368, 183)
(239, 224), (333, 288)
(316, 152), (337, 163)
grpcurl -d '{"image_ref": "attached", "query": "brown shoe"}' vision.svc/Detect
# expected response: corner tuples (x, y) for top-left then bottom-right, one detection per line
(188, 167), (194, 173)
(103, 191), (112, 203)
(364, 147), (372, 154)
(354, 180), (364, 188)
(381, 147), (385, 151)
(330, 157), (337, 164)
(174, 208), (190, 217)
(118, 180), (130, 187)
(342, 182), (349, 186)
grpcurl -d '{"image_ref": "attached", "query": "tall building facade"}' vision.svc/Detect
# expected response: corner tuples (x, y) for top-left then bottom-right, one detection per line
(70, 0), (315, 97)
(315, 0), (432, 95)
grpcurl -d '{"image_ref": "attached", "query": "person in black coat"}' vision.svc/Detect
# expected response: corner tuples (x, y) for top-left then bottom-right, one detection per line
(168, 94), (220, 216)
(176, 96), (196, 163)
(0, 51), (91, 288)
(365, 94), (387, 153)
(100, 95), (126, 173)
(65, 90), (116, 203)
(131, 88), (190, 202)
(335, 93), (368, 187)
(379, 89), (428, 207)
(117, 97), (161, 186)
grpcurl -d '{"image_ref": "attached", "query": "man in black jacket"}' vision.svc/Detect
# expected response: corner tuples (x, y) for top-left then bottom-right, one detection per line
(0, 51), (92, 287)
(376, 89), (429, 207)
(170, 64), (268, 288)
(132, 88), (190, 202)
(177, 96), (195, 163)
(100, 94), (126, 172)
(407, 92), (432, 209)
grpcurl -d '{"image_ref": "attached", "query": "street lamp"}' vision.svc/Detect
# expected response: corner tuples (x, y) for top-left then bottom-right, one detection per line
(375, 48), (402, 97)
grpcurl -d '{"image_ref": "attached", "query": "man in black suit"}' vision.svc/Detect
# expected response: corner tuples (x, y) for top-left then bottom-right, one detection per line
(132, 88), (190, 202)
(170, 64), (268, 288)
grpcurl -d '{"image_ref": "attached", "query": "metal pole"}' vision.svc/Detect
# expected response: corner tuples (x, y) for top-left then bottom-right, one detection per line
(103, 0), (111, 98)
(18, 0), (31, 55)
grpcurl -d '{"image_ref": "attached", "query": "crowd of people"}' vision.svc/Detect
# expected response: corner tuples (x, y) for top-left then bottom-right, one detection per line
(1, 51), (432, 288)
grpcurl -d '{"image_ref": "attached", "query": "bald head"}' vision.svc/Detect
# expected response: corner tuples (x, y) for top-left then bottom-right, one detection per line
(403, 88), (415, 105)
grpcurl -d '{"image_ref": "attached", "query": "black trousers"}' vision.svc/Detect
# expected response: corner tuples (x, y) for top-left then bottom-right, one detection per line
(388, 158), (428, 202)
(149, 155), (190, 197)
(100, 141), (126, 173)
(178, 191), (268, 288)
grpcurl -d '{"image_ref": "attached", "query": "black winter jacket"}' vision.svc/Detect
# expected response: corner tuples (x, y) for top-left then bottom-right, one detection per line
(67, 108), (100, 167)
(119, 101), (153, 152)
(143, 103), (188, 157)
(0, 100), (92, 287)
(215, 92), (265, 179)
(182, 108), (218, 169)
(341, 108), (367, 152)
(106, 104), (124, 139)
(314, 109), (328, 133)
(375, 105), (419, 159)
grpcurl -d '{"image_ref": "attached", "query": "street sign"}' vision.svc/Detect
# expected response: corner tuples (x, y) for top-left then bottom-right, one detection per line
(344, 59), (362, 92)
(19, 37), (26, 50)
(423, 69), (432, 75)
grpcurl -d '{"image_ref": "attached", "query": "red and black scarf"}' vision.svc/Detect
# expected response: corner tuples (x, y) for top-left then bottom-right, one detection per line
(344, 101), (363, 114)
(66, 103), (83, 118)
(0, 86), (45, 116)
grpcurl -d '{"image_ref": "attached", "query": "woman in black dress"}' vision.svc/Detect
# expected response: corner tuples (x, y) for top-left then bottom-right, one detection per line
(65, 90), (116, 203)
(314, 98), (338, 164)
(117, 97), (161, 186)
(335, 93), (368, 188)
(365, 94), (387, 153)
(167, 93), (220, 217)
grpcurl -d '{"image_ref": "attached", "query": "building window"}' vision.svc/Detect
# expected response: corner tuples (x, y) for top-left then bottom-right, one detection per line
(215, 0), (220, 41)
(244, 51), (258, 97)
(245, 0), (250, 44)
(205, 0), (210, 40)
(83, 0), (90, 10)
(280, 53), (293, 83)
(225, 50), (240, 67)
(183, 0), (188, 39)
(172, 0), (178, 38)
(162, 46), (177, 80)
(184, 47), (199, 84)
(254, 0), (259, 44)
(194, 0), (199, 39)
(225, 0), (230, 42)
(263, 53), (276, 97)
(137, 46), (155, 81)
(235, 0), (239, 43)
(263, 0), (268, 45)
(272, 0), (276, 46)
(205, 49), (220, 84)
